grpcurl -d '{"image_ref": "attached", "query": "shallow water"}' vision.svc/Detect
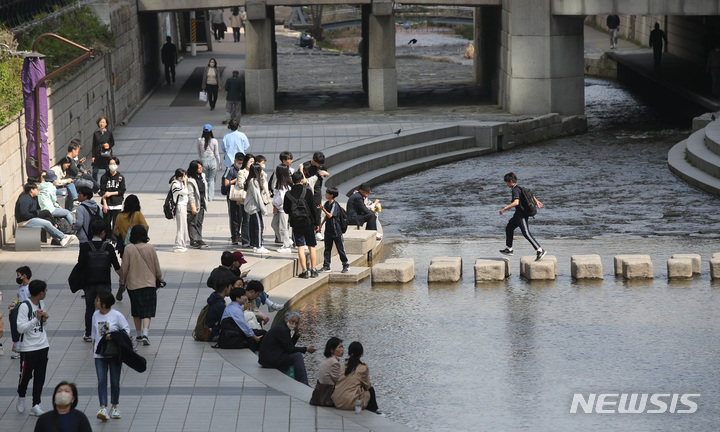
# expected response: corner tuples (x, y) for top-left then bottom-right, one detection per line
(294, 79), (720, 431)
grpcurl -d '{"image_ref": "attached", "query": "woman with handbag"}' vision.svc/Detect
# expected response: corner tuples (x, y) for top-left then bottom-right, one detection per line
(310, 337), (344, 406)
(91, 117), (115, 182)
(331, 341), (381, 413)
(201, 58), (223, 111)
(230, 153), (254, 247)
(92, 290), (130, 421)
(244, 163), (270, 254)
(119, 225), (163, 347)
(196, 124), (222, 201)
(113, 195), (148, 260)
(186, 160), (209, 249)
(170, 169), (190, 252)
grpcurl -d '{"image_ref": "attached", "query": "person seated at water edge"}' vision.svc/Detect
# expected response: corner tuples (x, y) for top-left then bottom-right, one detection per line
(284, 171), (321, 278)
(498, 172), (546, 261)
(244, 280), (284, 327)
(14, 183), (74, 247)
(50, 156), (78, 210)
(258, 311), (316, 386)
(206, 278), (233, 341)
(218, 287), (266, 350)
(206, 251), (249, 289)
(66, 139), (100, 192)
(299, 30), (315, 48)
(32, 381), (92, 432)
(37, 170), (74, 227)
(347, 183), (378, 233)
(318, 187), (349, 273)
(319, 337), (344, 385)
(331, 341), (381, 414)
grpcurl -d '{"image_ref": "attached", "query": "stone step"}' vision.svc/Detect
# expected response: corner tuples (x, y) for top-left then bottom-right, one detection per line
(428, 256), (462, 282)
(372, 258), (415, 283)
(668, 139), (720, 196)
(688, 128), (720, 178)
(704, 120), (720, 157)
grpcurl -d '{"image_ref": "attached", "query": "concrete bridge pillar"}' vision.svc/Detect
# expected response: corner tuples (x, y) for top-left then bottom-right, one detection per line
(499, 1), (584, 115)
(367, 0), (397, 111)
(245, 1), (275, 114)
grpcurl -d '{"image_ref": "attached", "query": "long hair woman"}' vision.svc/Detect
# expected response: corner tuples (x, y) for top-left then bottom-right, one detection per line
(169, 168), (189, 252)
(271, 164), (293, 252)
(113, 194), (148, 258)
(331, 341), (380, 413)
(196, 124), (222, 201)
(243, 163), (269, 254)
(201, 58), (222, 110)
(236, 153), (254, 247)
(186, 160), (209, 249)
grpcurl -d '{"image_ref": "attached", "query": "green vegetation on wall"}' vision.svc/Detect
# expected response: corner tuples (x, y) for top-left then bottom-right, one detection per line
(0, 27), (24, 127)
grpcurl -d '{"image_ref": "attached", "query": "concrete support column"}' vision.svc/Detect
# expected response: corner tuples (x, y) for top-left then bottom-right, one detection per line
(499, 1), (584, 115)
(367, 0), (396, 111)
(245, 1), (274, 114)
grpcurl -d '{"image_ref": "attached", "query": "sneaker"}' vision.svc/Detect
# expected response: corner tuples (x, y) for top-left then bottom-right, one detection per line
(277, 247), (292, 253)
(315, 232), (324, 241)
(254, 247), (271, 254)
(376, 233), (383, 240)
(16, 397), (25, 413)
(116, 288), (124, 301)
(60, 235), (72, 247)
(319, 266), (331, 273)
(310, 269), (319, 278)
(499, 248), (513, 256)
(190, 241), (202, 249)
(83, 335), (92, 342)
(198, 240), (209, 248)
(97, 407), (109, 421)
(142, 335), (150, 346)
(11, 351), (20, 359)
(241, 242), (250, 248)
(298, 270), (309, 279)
(342, 266), (349, 274)
(268, 303), (284, 312)
(110, 406), (121, 419)
(231, 240), (239, 246)
(29, 404), (44, 416)
(536, 250), (547, 261)
(173, 247), (187, 253)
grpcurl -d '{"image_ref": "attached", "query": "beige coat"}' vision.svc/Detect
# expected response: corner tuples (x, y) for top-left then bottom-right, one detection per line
(318, 356), (341, 385)
(331, 362), (372, 410)
(120, 242), (162, 290)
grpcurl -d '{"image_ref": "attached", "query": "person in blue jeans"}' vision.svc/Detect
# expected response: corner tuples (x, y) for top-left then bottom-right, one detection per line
(14, 183), (73, 247)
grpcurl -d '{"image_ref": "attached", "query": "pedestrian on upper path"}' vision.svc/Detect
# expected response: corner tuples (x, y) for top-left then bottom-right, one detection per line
(606, 14), (620, 49)
(202, 58), (222, 111)
(499, 172), (546, 261)
(196, 124), (222, 201)
(91, 117), (114, 182)
(224, 70), (245, 125)
(649, 22), (668, 70)
(161, 36), (178, 85)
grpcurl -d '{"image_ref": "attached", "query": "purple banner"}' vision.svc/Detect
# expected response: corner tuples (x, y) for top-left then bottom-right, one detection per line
(22, 57), (48, 177)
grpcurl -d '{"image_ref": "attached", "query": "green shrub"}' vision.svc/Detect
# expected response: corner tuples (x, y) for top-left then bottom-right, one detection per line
(454, 25), (474, 41)
(0, 27), (24, 127)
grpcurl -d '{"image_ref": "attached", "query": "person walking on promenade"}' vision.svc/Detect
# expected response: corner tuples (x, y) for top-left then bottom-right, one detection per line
(229, 153), (254, 247)
(160, 36), (178, 85)
(170, 169), (190, 252)
(244, 163), (270, 254)
(119, 225), (162, 346)
(187, 160), (209, 249)
(113, 194), (148, 259)
(606, 14), (620, 49)
(331, 341), (381, 414)
(73, 186), (101, 244)
(209, 9), (225, 42)
(16, 280), (50, 416)
(33, 381), (92, 431)
(271, 165), (293, 253)
(222, 119), (250, 168)
(91, 117), (114, 182)
(258, 311), (316, 385)
(197, 124), (222, 201)
(100, 157), (126, 243)
(318, 186), (349, 273)
(499, 172), (546, 261)
(649, 22), (668, 70)
(224, 70), (245, 125)
(284, 171), (320, 278)
(202, 58), (222, 111)
(230, 7), (244, 42)
(91, 290), (130, 421)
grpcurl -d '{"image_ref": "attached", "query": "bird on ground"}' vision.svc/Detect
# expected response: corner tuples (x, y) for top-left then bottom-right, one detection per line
(408, 38), (417, 45)
(394, 128), (402, 135)
(712, 114), (716, 121)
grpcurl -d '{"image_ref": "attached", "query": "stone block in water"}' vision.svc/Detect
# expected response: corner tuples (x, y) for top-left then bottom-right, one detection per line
(428, 257), (462, 282)
(520, 255), (557, 280)
(372, 258), (415, 283)
(710, 257), (720, 280)
(622, 257), (654, 279)
(671, 254), (701, 274)
(667, 258), (693, 279)
(614, 254), (651, 275)
(474, 259), (506, 282)
(571, 254), (603, 279)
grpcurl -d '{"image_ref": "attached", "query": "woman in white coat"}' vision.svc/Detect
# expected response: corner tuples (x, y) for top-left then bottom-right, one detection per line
(243, 163), (269, 254)
(169, 168), (189, 252)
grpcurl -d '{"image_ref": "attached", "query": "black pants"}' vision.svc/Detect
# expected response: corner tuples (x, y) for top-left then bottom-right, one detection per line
(505, 212), (541, 250)
(366, 387), (379, 412)
(228, 199), (241, 242)
(653, 47), (663, 68)
(206, 84), (219, 109)
(188, 207), (205, 243)
(324, 235), (348, 268)
(104, 209), (120, 242)
(354, 212), (377, 231)
(18, 347), (49, 406)
(164, 63), (175, 84)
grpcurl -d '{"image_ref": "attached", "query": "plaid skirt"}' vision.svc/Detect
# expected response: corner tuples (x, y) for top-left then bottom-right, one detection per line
(127, 287), (157, 318)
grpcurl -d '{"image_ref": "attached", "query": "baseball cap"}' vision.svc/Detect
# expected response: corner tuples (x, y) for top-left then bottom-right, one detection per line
(232, 251), (247, 264)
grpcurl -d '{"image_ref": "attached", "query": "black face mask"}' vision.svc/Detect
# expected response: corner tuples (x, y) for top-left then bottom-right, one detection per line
(16, 277), (23, 285)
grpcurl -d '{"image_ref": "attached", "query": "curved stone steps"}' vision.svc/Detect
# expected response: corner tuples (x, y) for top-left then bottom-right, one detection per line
(704, 120), (720, 157)
(687, 127), (720, 178)
(668, 139), (720, 196)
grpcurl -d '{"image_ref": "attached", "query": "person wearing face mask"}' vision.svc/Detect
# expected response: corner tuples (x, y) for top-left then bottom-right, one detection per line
(33, 381), (92, 431)
(201, 58), (223, 111)
(16, 280), (51, 416)
(100, 157), (126, 242)
(170, 168), (190, 252)
(92, 116), (115, 182)
(257, 311), (316, 386)
(223, 152), (253, 246)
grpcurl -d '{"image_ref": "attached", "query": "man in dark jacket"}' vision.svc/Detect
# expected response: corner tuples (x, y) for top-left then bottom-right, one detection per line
(224, 70), (245, 125)
(206, 278), (233, 341)
(161, 36), (178, 85)
(284, 171), (320, 278)
(347, 183), (377, 231)
(606, 14), (620, 49)
(206, 251), (248, 288)
(649, 22), (668, 69)
(99, 157), (126, 241)
(15, 183), (73, 247)
(301, 152), (329, 228)
(257, 311), (316, 385)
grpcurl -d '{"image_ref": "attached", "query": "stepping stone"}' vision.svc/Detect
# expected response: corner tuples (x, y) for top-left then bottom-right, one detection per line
(667, 258), (693, 280)
(622, 257), (654, 279)
(671, 254), (701, 274)
(372, 258), (414, 283)
(614, 254), (651, 275)
(571, 254), (603, 279)
(520, 255), (557, 280)
(328, 266), (371, 283)
(343, 230), (377, 255)
(428, 257), (462, 282)
(474, 259), (506, 282)
(710, 256), (720, 280)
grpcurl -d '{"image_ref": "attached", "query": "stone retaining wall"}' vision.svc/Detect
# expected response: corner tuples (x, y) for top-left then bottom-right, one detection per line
(503, 114), (587, 150)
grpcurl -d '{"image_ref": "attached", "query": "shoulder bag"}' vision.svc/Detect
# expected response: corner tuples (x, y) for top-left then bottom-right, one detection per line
(309, 381), (335, 407)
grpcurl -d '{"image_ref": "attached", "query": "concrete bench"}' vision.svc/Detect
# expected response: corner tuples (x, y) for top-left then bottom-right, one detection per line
(710, 253), (720, 280)
(343, 229), (377, 255)
(520, 255), (557, 280)
(428, 257), (462, 282)
(474, 259), (506, 282)
(667, 258), (693, 280)
(372, 258), (414, 283)
(15, 226), (44, 251)
(571, 254), (603, 280)
(613, 255), (651, 275)
(621, 257), (654, 279)
(671, 254), (701, 274)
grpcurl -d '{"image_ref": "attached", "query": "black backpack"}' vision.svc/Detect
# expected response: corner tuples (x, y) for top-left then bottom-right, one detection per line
(86, 241), (110, 283)
(337, 203), (348, 233)
(517, 186), (538, 217)
(287, 187), (312, 227)
(163, 188), (179, 220)
(80, 202), (104, 237)
(9, 300), (36, 343)
(215, 317), (249, 349)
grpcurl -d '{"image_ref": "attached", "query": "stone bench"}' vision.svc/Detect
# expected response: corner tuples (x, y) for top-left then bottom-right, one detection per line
(15, 226), (46, 252)
(667, 258), (693, 280)
(428, 257), (462, 282)
(343, 230), (377, 255)
(520, 255), (557, 280)
(710, 253), (720, 280)
(474, 259), (506, 282)
(372, 258), (414, 283)
(571, 254), (603, 280)
(613, 255), (651, 275)
(671, 254), (701, 274)
(621, 257), (654, 279)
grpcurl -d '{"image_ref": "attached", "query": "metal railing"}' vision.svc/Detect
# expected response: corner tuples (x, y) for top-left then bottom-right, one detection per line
(0, 0), (76, 29)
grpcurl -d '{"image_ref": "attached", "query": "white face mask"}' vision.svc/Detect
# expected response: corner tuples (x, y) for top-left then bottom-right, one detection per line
(109, 164), (118, 172)
(55, 391), (73, 406)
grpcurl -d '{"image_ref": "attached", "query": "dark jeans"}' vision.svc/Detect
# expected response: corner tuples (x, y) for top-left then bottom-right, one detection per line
(18, 347), (49, 406)
(288, 352), (308, 385)
(84, 284), (112, 337)
(324, 235), (348, 268)
(164, 62), (175, 84)
(240, 204), (250, 245)
(104, 209), (121, 242)
(95, 357), (122, 406)
(206, 84), (219, 109)
(367, 387), (379, 412)
(227, 199), (241, 242)
(353, 212), (377, 230)
(233, 27), (241, 42)
(188, 207), (205, 243)
(249, 212), (264, 248)
(505, 212), (541, 250)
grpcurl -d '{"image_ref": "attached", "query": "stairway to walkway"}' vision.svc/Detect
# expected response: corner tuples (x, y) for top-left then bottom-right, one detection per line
(668, 120), (720, 196)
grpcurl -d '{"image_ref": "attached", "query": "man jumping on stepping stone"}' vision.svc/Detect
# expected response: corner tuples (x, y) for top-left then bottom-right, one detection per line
(498, 172), (546, 261)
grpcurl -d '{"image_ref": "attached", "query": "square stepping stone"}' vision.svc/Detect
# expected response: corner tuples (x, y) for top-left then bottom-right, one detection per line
(343, 230), (377, 255)
(372, 258), (414, 283)
(622, 257), (654, 279)
(520, 255), (557, 280)
(614, 254), (651, 275)
(667, 258), (693, 279)
(474, 259), (506, 282)
(428, 257), (462, 282)
(571, 254), (603, 279)
(671, 254), (701, 274)
(710, 257), (720, 280)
